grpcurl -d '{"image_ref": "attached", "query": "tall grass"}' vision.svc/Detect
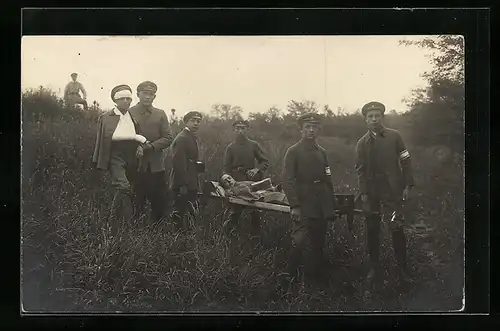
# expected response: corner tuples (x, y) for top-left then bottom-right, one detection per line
(21, 88), (464, 312)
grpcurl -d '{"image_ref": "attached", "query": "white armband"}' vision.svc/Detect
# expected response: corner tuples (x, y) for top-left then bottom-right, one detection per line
(399, 149), (410, 161)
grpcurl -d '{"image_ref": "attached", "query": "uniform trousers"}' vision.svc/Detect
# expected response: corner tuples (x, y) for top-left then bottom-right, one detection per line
(171, 189), (199, 230)
(365, 180), (407, 270)
(108, 141), (139, 235)
(288, 215), (329, 280)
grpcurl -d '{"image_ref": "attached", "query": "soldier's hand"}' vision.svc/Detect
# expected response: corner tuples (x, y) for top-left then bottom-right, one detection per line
(402, 186), (412, 201)
(143, 142), (154, 152)
(246, 168), (259, 179)
(136, 145), (144, 158)
(361, 193), (369, 203)
(290, 207), (301, 221)
(180, 186), (188, 195)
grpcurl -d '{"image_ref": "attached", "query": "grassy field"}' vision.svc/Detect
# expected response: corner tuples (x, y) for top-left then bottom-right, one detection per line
(21, 90), (465, 312)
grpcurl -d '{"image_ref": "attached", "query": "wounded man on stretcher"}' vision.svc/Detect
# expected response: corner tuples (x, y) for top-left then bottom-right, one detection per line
(220, 174), (289, 206)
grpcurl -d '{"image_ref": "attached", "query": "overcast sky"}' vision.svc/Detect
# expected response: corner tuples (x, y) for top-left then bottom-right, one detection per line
(21, 35), (436, 118)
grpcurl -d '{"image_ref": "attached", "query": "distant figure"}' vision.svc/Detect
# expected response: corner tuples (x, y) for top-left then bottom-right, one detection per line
(64, 72), (88, 110)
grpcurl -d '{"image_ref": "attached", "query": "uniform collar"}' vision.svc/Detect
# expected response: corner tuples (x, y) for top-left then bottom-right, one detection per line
(113, 107), (129, 116)
(369, 126), (386, 138)
(235, 135), (249, 144)
(300, 138), (319, 150)
(137, 102), (153, 113)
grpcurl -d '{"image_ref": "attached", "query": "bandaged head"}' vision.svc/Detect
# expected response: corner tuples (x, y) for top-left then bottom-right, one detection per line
(111, 84), (133, 101)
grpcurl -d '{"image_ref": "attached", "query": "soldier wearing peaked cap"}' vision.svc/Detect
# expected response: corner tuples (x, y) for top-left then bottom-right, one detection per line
(281, 112), (338, 285)
(169, 110), (204, 230)
(355, 101), (415, 284)
(222, 118), (269, 238)
(64, 72), (88, 110)
(128, 81), (174, 224)
(92, 84), (148, 237)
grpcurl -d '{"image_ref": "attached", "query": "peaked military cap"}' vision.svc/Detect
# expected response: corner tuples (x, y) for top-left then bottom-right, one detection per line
(137, 81), (158, 93)
(362, 101), (386, 116)
(298, 112), (322, 127)
(110, 84), (132, 101)
(71, 72), (78, 76)
(183, 110), (203, 122)
(233, 119), (250, 127)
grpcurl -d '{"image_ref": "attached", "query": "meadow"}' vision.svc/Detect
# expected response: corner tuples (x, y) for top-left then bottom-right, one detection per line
(21, 88), (465, 312)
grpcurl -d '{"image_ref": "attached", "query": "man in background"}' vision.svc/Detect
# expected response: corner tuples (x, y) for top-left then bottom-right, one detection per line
(169, 111), (203, 231)
(222, 119), (269, 236)
(64, 72), (88, 110)
(128, 81), (174, 224)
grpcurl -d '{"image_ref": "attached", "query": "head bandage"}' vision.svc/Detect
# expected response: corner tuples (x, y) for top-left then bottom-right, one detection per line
(113, 89), (132, 100)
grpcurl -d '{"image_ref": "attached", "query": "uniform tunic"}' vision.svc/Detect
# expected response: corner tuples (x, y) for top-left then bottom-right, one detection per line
(128, 103), (174, 173)
(355, 126), (414, 229)
(282, 138), (337, 219)
(169, 128), (200, 191)
(223, 136), (269, 182)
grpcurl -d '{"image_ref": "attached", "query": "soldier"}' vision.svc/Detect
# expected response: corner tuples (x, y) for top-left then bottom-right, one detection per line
(170, 111), (203, 230)
(281, 112), (338, 285)
(222, 119), (270, 236)
(355, 101), (414, 284)
(64, 72), (88, 110)
(92, 84), (147, 236)
(128, 81), (174, 223)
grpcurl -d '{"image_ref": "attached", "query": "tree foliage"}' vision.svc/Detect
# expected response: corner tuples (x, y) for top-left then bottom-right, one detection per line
(211, 104), (244, 121)
(400, 35), (465, 153)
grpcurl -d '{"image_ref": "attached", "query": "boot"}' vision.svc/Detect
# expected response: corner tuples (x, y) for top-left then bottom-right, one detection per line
(366, 215), (381, 282)
(250, 211), (262, 238)
(392, 228), (410, 281)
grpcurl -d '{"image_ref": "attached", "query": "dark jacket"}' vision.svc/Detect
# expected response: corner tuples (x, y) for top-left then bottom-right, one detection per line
(92, 109), (141, 170)
(169, 128), (200, 191)
(282, 138), (337, 219)
(355, 126), (414, 198)
(223, 136), (269, 181)
(128, 103), (174, 173)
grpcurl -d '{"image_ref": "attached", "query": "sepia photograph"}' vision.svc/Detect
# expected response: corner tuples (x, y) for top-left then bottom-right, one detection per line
(21, 34), (465, 313)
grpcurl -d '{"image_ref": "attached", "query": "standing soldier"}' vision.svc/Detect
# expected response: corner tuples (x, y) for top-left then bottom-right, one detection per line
(170, 111), (203, 230)
(64, 72), (88, 110)
(222, 119), (269, 236)
(355, 101), (414, 284)
(92, 84), (147, 236)
(128, 81), (174, 223)
(282, 112), (338, 285)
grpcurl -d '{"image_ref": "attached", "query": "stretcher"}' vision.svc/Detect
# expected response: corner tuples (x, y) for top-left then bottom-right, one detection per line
(200, 181), (363, 230)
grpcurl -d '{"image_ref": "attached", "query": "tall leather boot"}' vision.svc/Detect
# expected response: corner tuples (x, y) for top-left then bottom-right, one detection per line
(391, 228), (409, 280)
(366, 214), (381, 282)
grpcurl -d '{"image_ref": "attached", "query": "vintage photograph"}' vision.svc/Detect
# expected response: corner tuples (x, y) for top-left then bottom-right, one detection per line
(21, 35), (465, 312)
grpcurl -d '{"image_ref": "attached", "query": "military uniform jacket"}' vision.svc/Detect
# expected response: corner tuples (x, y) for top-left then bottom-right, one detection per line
(169, 128), (200, 191)
(128, 103), (174, 173)
(282, 139), (337, 219)
(355, 127), (414, 198)
(92, 110), (141, 170)
(223, 137), (269, 181)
